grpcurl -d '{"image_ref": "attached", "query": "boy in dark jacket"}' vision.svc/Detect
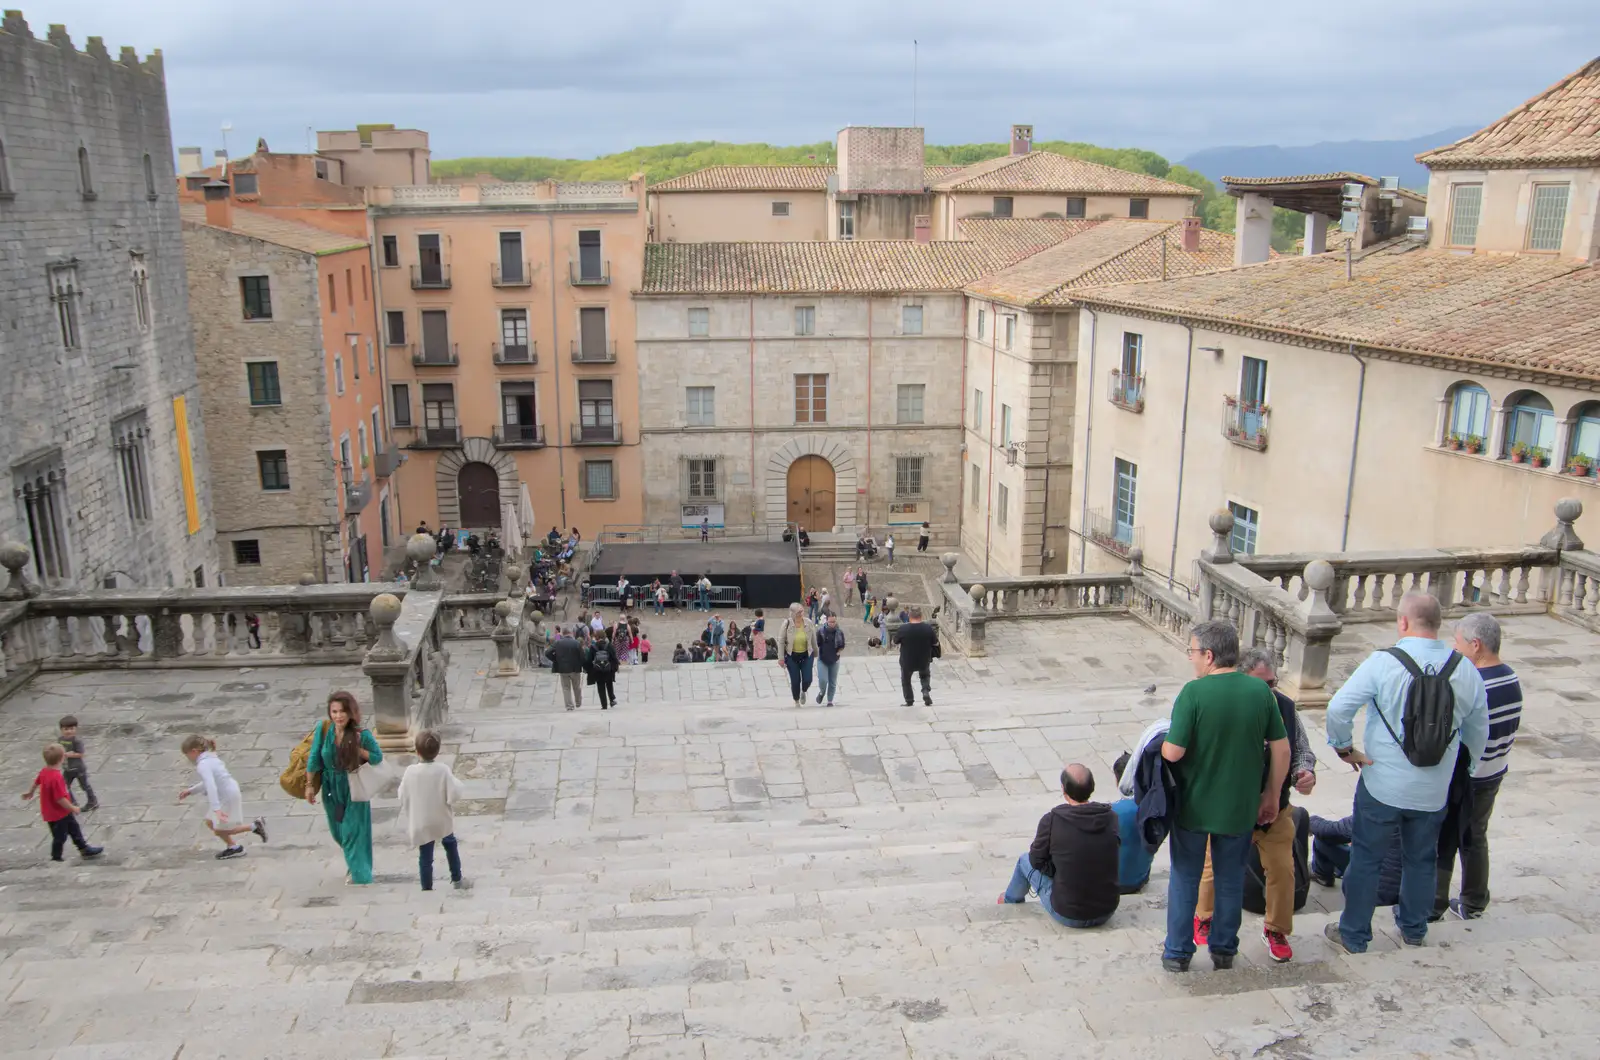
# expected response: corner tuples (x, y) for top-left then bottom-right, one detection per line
(998, 763), (1121, 928)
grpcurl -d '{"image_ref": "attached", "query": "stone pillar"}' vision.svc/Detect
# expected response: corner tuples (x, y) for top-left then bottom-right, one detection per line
(1203, 509), (1235, 564)
(1487, 405), (1507, 461)
(1303, 212), (1329, 256)
(1434, 395), (1451, 446)
(1234, 193), (1274, 267)
(150, 605), (184, 661)
(1539, 498), (1586, 604)
(1553, 419), (1574, 469)
(0, 542), (39, 600)
(966, 584), (987, 657)
(407, 532), (443, 591)
(280, 573), (318, 655)
(1281, 559), (1341, 706)
(490, 598), (520, 677)
(362, 592), (415, 752)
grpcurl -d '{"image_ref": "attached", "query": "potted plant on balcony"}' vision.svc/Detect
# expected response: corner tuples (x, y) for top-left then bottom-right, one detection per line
(1464, 435), (1484, 454)
(1446, 433), (1464, 451)
(1510, 441), (1529, 464)
(1568, 453), (1593, 477)
(1532, 447), (1551, 469)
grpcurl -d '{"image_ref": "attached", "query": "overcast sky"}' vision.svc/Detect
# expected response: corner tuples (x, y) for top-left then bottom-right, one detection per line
(22, 0), (1600, 162)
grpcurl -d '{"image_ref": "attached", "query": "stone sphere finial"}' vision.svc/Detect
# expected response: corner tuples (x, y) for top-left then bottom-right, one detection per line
(1555, 497), (1583, 524)
(940, 552), (960, 584)
(504, 563), (524, 589)
(969, 583), (986, 605)
(494, 599), (513, 619)
(1126, 547), (1145, 576)
(1304, 559), (1335, 592)
(1541, 497), (1587, 552)
(297, 572), (316, 586)
(0, 541), (38, 599)
(405, 533), (435, 564)
(370, 592), (402, 627)
(1208, 509), (1235, 536)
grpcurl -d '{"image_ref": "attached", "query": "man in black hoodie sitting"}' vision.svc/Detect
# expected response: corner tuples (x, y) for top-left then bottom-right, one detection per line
(998, 763), (1121, 928)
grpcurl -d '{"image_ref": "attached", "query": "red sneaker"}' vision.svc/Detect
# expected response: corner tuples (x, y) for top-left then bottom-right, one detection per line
(1193, 916), (1211, 947)
(1263, 928), (1293, 963)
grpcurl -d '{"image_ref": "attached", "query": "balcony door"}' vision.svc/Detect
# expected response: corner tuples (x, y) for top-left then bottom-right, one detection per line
(499, 232), (524, 283)
(1112, 458), (1137, 546)
(421, 310), (450, 362)
(1240, 356), (1268, 438)
(417, 234), (443, 285)
(579, 306), (607, 360)
(578, 230), (602, 281)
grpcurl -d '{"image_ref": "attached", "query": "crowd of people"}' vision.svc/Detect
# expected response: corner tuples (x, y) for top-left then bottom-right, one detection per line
(996, 591), (1516, 970)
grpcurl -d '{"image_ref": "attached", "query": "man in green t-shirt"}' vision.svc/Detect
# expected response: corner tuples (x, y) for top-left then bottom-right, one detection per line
(1160, 619), (1288, 972)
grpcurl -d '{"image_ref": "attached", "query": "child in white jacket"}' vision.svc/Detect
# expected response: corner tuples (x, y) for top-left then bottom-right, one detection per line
(397, 731), (466, 890)
(178, 736), (266, 859)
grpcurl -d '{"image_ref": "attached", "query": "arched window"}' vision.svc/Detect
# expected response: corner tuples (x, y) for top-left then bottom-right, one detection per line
(1568, 401), (1600, 471)
(77, 145), (93, 198)
(0, 137), (12, 195)
(1446, 382), (1490, 444)
(1503, 390), (1555, 459)
(142, 152), (155, 199)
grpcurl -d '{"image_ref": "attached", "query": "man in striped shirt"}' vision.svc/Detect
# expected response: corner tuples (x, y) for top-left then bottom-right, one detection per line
(1433, 612), (1522, 920)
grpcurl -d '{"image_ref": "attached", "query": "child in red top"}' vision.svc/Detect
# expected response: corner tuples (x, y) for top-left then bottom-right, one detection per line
(23, 744), (103, 862)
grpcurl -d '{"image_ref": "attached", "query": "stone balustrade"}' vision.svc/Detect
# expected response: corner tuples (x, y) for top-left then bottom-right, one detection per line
(362, 590), (449, 753)
(1553, 549), (1600, 633)
(971, 574), (1131, 617)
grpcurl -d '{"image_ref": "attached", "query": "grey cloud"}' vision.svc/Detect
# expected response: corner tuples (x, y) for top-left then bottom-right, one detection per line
(22, 0), (1600, 160)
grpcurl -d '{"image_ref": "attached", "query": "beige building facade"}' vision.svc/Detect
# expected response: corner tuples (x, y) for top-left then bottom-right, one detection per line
(370, 179), (646, 538)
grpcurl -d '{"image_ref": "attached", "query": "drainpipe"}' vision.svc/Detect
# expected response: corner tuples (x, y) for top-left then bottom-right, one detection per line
(1166, 324), (1196, 590)
(548, 213), (567, 527)
(983, 300), (998, 577)
(957, 294), (969, 555)
(1076, 307), (1098, 572)
(1341, 343), (1367, 550)
(749, 296), (757, 533)
(864, 296), (872, 531)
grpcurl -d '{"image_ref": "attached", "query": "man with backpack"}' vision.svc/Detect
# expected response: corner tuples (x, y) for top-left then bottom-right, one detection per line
(586, 633), (620, 710)
(1325, 591), (1488, 954)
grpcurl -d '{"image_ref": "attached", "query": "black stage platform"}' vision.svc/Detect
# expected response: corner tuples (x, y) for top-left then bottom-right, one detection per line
(589, 541), (801, 609)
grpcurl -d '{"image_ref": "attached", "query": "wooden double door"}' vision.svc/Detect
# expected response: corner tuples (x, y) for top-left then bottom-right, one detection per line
(787, 456), (835, 533)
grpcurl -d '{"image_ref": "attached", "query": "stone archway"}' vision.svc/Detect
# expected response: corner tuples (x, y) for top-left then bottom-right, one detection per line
(435, 436), (518, 528)
(765, 437), (858, 531)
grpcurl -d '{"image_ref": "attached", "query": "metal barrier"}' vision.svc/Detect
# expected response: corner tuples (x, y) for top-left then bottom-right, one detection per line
(597, 522), (797, 547)
(582, 583), (743, 610)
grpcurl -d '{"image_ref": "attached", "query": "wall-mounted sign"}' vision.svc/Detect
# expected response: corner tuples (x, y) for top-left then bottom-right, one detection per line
(681, 503), (725, 529)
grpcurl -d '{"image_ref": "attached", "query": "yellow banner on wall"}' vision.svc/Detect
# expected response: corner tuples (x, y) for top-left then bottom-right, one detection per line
(173, 395), (201, 535)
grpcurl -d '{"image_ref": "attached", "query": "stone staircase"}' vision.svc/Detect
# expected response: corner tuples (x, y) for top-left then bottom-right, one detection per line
(1, 626), (1597, 1058)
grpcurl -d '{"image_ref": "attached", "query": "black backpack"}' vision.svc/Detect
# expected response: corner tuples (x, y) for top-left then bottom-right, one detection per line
(1378, 647), (1462, 767)
(591, 647), (614, 673)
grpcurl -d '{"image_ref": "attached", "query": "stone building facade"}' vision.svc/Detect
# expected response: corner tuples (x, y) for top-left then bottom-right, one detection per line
(183, 196), (390, 586)
(0, 15), (216, 589)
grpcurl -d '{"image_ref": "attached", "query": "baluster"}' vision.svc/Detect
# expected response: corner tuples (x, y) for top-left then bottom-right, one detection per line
(1272, 620), (1287, 671)
(1494, 566), (1511, 606)
(1351, 574), (1368, 612)
(1516, 565), (1532, 605)
(1576, 574), (1592, 616)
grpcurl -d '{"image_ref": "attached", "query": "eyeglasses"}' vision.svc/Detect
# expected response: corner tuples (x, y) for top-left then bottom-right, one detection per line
(1184, 647), (1208, 657)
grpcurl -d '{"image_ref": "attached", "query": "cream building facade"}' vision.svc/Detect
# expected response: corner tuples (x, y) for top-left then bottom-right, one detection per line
(370, 179), (646, 538)
(1066, 57), (1600, 589)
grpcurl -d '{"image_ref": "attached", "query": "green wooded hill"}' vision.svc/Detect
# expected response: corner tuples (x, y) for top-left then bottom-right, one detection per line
(433, 140), (1240, 235)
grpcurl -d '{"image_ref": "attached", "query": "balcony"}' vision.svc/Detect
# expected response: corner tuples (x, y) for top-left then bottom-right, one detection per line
(493, 341), (537, 366)
(571, 421), (622, 445)
(491, 261), (532, 287)
(1084, 507), (1141, 559)
(570, 339), (617, 364)
(409, 426), (462, 449)
(570, 260), (611, 286)
(410, 264), (451, 290)
(1108, 369), (1145, 413)
(372, 447), (404, 478)
(1222, 395), (1270, 451)
(492, 423), (546, 449)
(411, 343), (459, 367)
(343, 472), (372, 514)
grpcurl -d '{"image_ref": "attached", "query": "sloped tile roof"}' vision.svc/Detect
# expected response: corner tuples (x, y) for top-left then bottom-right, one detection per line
(957, 217), (1104, 262)
(931, 150), (1200, 196)
(640, 240), (1002, 294)
(1418, 57), (1600, 168)
(1223, 172), (1374, 187)
(965, 220), (1237, 306)
(647, 164), (966, 192)
(180, 203), (368, 256)
(1071, 245), (1600, 381)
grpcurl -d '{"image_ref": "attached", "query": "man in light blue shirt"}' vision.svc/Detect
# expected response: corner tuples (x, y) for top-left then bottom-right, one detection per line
(1325, 591), (1488, 953)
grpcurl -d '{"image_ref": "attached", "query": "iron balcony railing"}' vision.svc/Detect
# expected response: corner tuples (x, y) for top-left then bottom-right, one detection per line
(1223, 395), (1270, 451)
(571, 421), (622, 445)
(493, 423), (546, 448)
(1085, 507), (1142, 558)
(410, 263), (451, 290)
(492, 341), (536, 365)
(411, 343), (459, 367)
(491, 261), (532, 287)
(411, 425), (461, 448)
(570, 339), (617, 364)
(570, 260), (611, 286)
(1108, 369), (1145, 413)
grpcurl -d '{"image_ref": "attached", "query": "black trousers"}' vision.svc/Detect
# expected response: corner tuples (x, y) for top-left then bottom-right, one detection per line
(65, 770), (96, 804)
(901, 662), (931, 704)
(1434, 772), (1504, 916)
(48, 815), (89, 860)
(596, 676), (616, 709)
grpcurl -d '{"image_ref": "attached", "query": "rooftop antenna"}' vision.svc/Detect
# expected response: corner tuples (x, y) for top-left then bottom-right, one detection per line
(306, 125), (313, 154)
(220, 121), (233, 174)
(913, 40), (918, 128)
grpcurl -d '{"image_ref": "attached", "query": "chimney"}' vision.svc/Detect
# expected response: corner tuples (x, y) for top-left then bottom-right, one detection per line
(177, 146), (203, 175)
(913, 214), (931, 244)
(213, 149), (228, 174)
(202, 179), (232, 229)
(1010, 124), (1033, 156)
(1181, 216), (1201, 253)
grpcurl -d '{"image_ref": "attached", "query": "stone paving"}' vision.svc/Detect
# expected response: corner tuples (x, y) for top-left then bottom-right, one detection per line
(1, 614), (1599, 1057)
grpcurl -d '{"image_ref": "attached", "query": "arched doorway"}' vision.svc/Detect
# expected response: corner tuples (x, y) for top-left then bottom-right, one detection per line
(457, 462), (501, 528)
(787, 455), (836, 532)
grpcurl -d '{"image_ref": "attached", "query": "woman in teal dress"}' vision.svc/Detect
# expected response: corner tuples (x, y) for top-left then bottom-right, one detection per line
(305, 690), (382, 884)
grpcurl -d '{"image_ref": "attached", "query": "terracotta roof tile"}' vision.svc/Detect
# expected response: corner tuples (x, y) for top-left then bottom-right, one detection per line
(965, 220), (1238, 306)
(1223, 172), (1374, 187)
(1072, 246), (1600, 381)
(648, 164), (968, 192)
(1418, 57), (1600, 168)
(932, 151), (1199, 196)
(640, 240), (1003, 294)
(957, 217), (1104, 262)
(180, 203), (368, 256)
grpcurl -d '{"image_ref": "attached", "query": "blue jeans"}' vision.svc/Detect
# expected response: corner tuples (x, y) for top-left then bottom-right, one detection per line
(785, 652), (814, 701)
(1338, 778), (1446, 951)
(697, 588), (709, 611)
(816, 658), (840, 703)
(1164, 826), (1250, 961)
(418, 833), (461, 890)
(1002, 854), (1112, 929)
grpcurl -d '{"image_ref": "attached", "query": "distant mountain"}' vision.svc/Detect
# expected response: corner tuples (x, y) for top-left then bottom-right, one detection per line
(1179, 127), (1479, 190)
